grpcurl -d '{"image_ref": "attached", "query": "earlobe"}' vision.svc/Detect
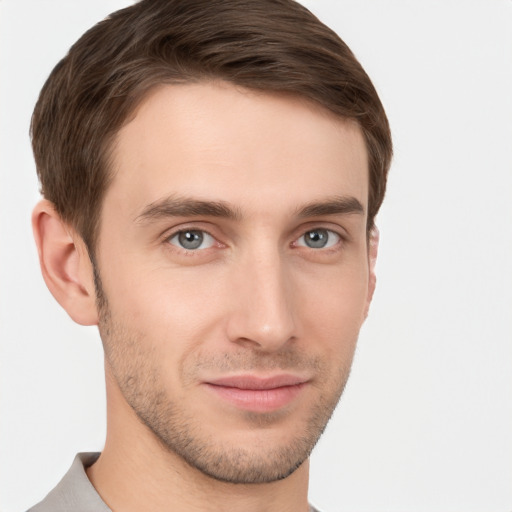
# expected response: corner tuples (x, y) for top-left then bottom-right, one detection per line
(32, 200), (99, 326)
(363, 226), (379, 319)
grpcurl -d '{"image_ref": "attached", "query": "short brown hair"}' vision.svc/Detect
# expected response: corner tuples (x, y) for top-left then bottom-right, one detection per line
(31, 0), (392, 252)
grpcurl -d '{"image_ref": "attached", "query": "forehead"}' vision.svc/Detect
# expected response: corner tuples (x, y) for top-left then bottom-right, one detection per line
(106, 81), (368, 219)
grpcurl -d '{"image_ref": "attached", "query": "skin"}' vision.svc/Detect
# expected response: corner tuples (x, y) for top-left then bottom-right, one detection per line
(33, 81), (377, 512)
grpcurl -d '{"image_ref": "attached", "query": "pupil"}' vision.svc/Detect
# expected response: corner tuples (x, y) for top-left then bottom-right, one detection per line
(306, 229), (328, 248)
(179, 230), (203, 249)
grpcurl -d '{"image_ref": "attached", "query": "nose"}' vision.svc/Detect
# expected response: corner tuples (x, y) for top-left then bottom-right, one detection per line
(226, 246), (297, 352)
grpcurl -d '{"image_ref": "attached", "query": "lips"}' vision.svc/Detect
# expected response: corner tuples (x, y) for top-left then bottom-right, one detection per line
(203, 374), (309, 413)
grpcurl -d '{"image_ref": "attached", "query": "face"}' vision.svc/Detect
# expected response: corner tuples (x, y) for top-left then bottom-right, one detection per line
(94, 81), (371, 484)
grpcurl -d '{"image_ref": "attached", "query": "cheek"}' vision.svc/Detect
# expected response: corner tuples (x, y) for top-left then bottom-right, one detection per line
(296, 261), (369, 351)
(101, 258), (230, 350)
(99, 240), (369, 367)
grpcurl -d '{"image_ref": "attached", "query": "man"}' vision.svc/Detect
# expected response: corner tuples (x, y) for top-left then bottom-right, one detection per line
(28, 0), (391, 510)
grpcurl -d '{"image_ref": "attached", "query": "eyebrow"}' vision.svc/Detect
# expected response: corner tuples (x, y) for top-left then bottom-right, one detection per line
(135, 194), (364, 225)
(135, 195), (242, 223)
(296, 196), (365, 218)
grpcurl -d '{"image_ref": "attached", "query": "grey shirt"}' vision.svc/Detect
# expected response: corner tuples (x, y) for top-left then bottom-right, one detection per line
(28, 452), (321, 512)
(28, 453), (109, 512)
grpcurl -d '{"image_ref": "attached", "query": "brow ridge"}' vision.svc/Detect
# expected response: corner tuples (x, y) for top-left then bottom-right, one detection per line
(296, 195), (365, 218)
(135, 194), (364, 225)
(135, 195), (242, 223)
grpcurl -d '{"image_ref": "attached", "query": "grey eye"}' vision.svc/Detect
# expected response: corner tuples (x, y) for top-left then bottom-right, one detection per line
(168, 230), (215, 250)
(297, 229), (340, 249)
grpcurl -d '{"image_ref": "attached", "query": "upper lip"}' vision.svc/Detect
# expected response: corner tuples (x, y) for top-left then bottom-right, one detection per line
(205, 374), (309, 390)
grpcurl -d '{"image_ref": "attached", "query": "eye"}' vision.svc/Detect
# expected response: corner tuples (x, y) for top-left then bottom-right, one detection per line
(168, 230), (215, 250)
(296, 228), (340, 249)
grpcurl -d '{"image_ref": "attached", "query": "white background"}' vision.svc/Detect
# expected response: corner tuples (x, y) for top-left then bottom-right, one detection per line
(1, 1), (511, 511)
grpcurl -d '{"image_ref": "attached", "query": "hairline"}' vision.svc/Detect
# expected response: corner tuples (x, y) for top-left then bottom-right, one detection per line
(88, 78), (373, 256)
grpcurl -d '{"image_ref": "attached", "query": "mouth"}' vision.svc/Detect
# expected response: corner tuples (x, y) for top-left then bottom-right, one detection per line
(203, 374), (310, 413)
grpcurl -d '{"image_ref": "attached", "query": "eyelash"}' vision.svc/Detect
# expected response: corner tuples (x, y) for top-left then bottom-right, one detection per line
(166, 229), (218, 252)
(164, 225), (345, 254)
(293, 228), (342, 250)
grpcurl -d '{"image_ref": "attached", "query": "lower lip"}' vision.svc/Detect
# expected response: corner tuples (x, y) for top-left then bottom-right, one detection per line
(204, 383), (306, 413)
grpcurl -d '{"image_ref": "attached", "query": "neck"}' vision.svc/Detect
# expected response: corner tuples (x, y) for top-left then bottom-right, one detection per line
(87, 366), (311, 512)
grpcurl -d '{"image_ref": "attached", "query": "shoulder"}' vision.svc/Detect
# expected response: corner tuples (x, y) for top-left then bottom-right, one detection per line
(26, 453), (109, 512)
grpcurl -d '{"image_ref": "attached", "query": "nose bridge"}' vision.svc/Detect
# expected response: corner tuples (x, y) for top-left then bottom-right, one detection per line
(227, 240), (297, 350)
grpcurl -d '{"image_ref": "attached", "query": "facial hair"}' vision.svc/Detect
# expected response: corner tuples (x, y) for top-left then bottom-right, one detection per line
(95, 276), (353, 484)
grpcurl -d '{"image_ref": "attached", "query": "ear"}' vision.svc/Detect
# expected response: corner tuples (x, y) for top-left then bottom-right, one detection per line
(32, 199), (99, 326)
(363, 226), (379, 319)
